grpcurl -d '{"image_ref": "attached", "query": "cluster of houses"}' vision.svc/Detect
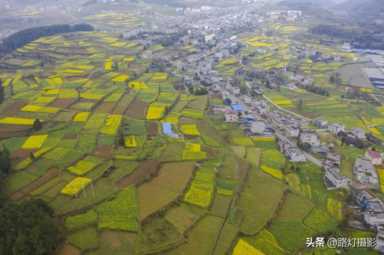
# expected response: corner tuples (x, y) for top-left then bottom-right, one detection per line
(267, 10), (302, 22)
(352, 150), (383, 190)
(277, 134), (306, 162)
(353, 189), (384, 250)
(313, 119), (370, 148)
(324, 152), (351, 190)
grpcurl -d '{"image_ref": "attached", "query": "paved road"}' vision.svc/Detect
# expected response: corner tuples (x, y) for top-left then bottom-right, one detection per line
(262, 94), (312, 121)
(303, 151), (323, 167)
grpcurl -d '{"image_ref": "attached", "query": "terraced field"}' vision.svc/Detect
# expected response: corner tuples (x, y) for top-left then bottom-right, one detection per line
(0, 30), (356, 255)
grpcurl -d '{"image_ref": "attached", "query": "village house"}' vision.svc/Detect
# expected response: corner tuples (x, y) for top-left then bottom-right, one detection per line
(326, 152), (341, 167)
(328, 123), (345, 135)
(351, 128), (367, 140)
(278, 136), (306, 163)
(375, 226), (384, 253)
(365, 149), (383, 166)
(249, 121), (266, 135)
(353, 190), (384, 228)
(286, 127), (300, 138)
(224, 111), (239, 123)
(353, 158), (379, 189)
(285, 147), (306, 162)
(324, 168), (350, 190)
(299, 132), (320, 147)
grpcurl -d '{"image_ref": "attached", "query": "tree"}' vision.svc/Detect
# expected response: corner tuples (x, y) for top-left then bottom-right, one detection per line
(0, 79), (4, 104)
(118, 132), (125, 147)
(330, 73), (342, 85)
(33, 119), (42, 131)
(0, 24), (94, 58)
(0, 147), (10, 177)
(0, 199), (62, 255)
(296, 99), (304, 112)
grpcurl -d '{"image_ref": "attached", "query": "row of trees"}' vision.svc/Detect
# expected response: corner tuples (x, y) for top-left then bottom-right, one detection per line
(302, 84), (330, 96)
(0, 147), (62, 255)
(0, 79), (4, 104)
(311, 24), (384, 50)
(0, 24), (94, 57)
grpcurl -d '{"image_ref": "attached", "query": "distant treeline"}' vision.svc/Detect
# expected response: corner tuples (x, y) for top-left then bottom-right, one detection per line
(0, 23), (94, 57)
(311, 24), (384, 50)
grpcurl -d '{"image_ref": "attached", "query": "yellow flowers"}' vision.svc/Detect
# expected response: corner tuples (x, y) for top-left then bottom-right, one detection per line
(252, 136), (274, 142)
(68, 160), (97, 175)
(261, 165), (284, 180)
(47, 76), (63, 86)
(151, 72), (168, 81)
(273, 99), (293, 107)
(80, 91), (104, 100)
(73, 112), (91, 122)
(182, 143), (206, 161)
(327, 198), (343, 221)
(124, 136), (137, 148)
(128, 80), (148, 90)
(112, 74), (129, 82)
(100, 114), (122, 135)
(123, 56), (135, 63)
(184, 167), (215, 208)
(221, 57), (238, 65)
(61, 177), (92, 196)
(233, 239), (265, 255)
(57, 89), (78, 99)
(22, 104), (60, 114)
(104, 59), (113, 71)
(245, 36), (273, 48)
(34, 96), (55, 104)
(377, 168), (384, 192)
(22, 135), (48, 149)
(0, 117), (35, 125)
(146, 104), (166, 120)
(180, 124), (200, 136)
(185, 143), (201, 152)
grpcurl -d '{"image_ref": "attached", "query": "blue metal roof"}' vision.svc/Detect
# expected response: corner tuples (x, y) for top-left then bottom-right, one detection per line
(231, 103), (243, 112)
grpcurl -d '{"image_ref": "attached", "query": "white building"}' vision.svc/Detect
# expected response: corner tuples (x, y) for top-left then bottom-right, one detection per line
(286, 147), (306, 162)
(328, 123), (345, 135)
(286, 127), (300, 138)
(250, 121), (266, 135)
(324, 168), (350, 190)
(353, 158), (379, 189)
(225, 112), (239, 123)
(351, 128), (366, 140)
(299, 132), (320, 147)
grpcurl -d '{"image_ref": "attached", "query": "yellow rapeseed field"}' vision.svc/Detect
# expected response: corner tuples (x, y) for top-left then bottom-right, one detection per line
(61, 177), (92, 196)
(124, 136), (137, 148)
(261, 165), (284, 180)
(151, 72), (168, 81)
(73, 112), (91, 122)
(0, 117), (35, 125)
(112, 74), (129, 82)
(22, 104), (60, 113)
(377, 168), (384, 192)
(180, 124), (200, 136)
(100, 115), (123, 135)
(22, 135), (48, 149)
(232, 239), (265, 255)
(129, 80), (148, 90)
(146, 104), (166, 120)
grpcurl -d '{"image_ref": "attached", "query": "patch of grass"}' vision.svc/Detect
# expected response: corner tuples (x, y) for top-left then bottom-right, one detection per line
(68, 227), (99, 251)
(96, 186), (139, 232)
(239, 170), (286, 235)
(167, 216), (223, 255)
(65, 210), (98, 232)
